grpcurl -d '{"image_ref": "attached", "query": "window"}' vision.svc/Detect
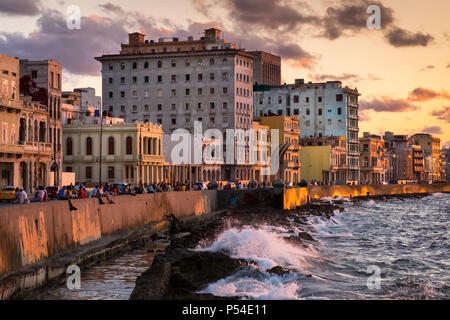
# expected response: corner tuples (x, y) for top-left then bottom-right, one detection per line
(108, 137), (115, 155)
(210, 59), (215, 65)
(171, 60), (176, 67)
(185, 74), (190, 81)
(126, 136), (132, 155)
(318, 108), (322, 116)
(306, 108), (310, 115)
(86, 137), (92, 155)
(157, 75), (162, 83)
(171, 75), (176, 83)
(336, 94), (343, 102)
(306, 97), (309, 103)
(157, 104), (162, 111)
(293, 109), (299, 115)
(338, 107), (342, 115)
(121, 63), (125, 70)
(223, 102), (228, 109)
(109, 92), (113, 98)
(144, 76), (149, 83)
(185, 88), (190, 96)
(223, 72), (228, 80)
(293, 95), (299, 103)
(132, 76), (137, 84)
(108, 166), (115, 179)
(318, 97), (323, 103)
(157, 61), (162, 68)
(120, 91), (125, 98)
(66, 137), (72, 155)
(108, 77), (113, 84)
(210, 73), (215, 80)
(157, 89), (163, 97)
(198, 73), (203, 81)
(144, 61), (149, 69)
(185, 103), (190, 110)
(223, 87), (228, 94)
(210, 88), (215, 94)
(210, 102), (215, 109)
(198, 88), (202, 96)
(108, 65), (113, 71)
(144, 104), (149, 111)
(171, 118), (176, 125)
(132, 62), (137, 69)
(86, 167), (92, 179)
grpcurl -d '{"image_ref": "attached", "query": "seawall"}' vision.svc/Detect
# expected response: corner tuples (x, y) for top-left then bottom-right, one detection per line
(0, 190), (217, 279)
(283, 183), (450, 210)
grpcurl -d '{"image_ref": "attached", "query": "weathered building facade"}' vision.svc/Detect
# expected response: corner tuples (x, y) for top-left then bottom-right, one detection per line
(20, 59), (63, 186)
(254, 79), (360, 182)
(63, 120), (165, 186)
(359, 132), (387, 184)
(249, 51), (281, 86)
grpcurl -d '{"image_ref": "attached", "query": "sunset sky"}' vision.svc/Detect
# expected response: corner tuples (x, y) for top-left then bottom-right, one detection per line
(0, 0), (448, 146)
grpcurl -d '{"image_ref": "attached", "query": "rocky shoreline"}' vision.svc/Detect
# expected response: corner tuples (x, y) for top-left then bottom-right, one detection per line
(130, 201), (344, 300)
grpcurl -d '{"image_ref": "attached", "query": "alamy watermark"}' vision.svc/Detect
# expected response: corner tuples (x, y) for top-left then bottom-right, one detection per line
(366, 265), (381, 290)
(367, 5), (381, 30)
(66, 5), (81, 30)
(66, 264), (81, 290)
(169, 122), (280, 176)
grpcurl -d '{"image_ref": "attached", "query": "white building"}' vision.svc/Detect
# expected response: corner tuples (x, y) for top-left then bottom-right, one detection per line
(95, 28), (256, 181)
(254, 79), (360, 182)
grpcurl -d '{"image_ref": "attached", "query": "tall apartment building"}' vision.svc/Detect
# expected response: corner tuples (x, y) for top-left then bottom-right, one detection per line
(359, 132), (387, 184)
(96, 28), (256, 181)
(20, 59), (63, 186)
(254, 79), (360, 182)
(249, 51), (281, 86)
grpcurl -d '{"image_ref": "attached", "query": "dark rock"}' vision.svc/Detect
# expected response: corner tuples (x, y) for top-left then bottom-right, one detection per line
(267, 266), (290, 276)
(298, 231), (316, 242)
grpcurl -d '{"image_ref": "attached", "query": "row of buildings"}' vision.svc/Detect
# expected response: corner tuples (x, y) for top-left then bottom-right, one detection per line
(1, 28), (448, 192)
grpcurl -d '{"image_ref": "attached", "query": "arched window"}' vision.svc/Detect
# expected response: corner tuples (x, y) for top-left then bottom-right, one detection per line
(66, 137), (72, 155)
(132, 62), (137, 69)
(157, 61), (162, 68)
(210, 58), (214, 65)
(126, 136), (132, 155)
(108, 137), (115, 155)
(86, 137), (92, 155)
(144, 61), (149, 69)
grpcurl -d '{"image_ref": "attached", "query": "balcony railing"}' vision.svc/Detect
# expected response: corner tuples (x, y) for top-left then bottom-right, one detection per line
(0, 143), (24, 154)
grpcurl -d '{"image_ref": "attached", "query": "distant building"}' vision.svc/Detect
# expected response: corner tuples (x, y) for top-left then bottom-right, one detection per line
(383, 132), (425, 183)
(63, 121), (165, 186)
(261, 115), (300, 184)
(254, 79), (360, 182)
(249, 51), (281, 86)
(62, 91), (82, 124)
(359, 132), (387, 184)
(410, 133), (442, 181)
(299, 136), (347, 185)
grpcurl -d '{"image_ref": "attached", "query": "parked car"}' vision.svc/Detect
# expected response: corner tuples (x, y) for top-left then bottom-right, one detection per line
(46, 186), (59, 200)
(0, 186), (15, 202)
(224, 182), (237, 190)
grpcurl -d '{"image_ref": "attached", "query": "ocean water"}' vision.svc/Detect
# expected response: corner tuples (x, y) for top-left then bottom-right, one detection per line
(197, 193), (450, 300)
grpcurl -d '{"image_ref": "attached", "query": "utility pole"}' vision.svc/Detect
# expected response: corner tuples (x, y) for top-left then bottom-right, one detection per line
(99, 109), (103, 185)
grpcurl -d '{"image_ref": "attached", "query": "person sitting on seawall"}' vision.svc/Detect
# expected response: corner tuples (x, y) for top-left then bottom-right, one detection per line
(147, 184), (156, 194)
(57, 186), (68, 200)
(78, 186), (86, 199)
(33, 186), (48, 202)
(14, 188), (29, 204)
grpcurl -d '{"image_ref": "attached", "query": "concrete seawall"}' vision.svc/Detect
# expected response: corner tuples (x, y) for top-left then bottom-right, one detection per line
(0, 190), (217, 279)
(283, 183), (450, 210)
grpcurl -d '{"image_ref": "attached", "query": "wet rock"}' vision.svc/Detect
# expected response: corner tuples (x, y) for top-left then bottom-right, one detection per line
(267, 266), (290, 276)
(298, 231), (316, 242)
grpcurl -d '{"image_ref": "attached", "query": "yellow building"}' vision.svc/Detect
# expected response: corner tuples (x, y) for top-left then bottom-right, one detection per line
(63, 119), (165, 186)
(260, 115), (300, 184)
(300, 136), (347, 184)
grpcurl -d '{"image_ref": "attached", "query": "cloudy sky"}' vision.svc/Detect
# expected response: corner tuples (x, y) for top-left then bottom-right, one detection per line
(0, 0), (449, 146)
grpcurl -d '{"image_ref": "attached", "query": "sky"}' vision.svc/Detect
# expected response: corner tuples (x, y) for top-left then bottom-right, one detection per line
(0, 0), (449, 147)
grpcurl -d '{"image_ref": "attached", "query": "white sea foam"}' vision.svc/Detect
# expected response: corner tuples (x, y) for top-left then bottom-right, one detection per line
(195, 227), (317, 270)
(198, 272), (302, 300)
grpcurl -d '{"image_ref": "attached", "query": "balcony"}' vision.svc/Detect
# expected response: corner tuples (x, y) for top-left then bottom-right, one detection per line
(0, 143), (24, 155)
(38, 142), (53, 155)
